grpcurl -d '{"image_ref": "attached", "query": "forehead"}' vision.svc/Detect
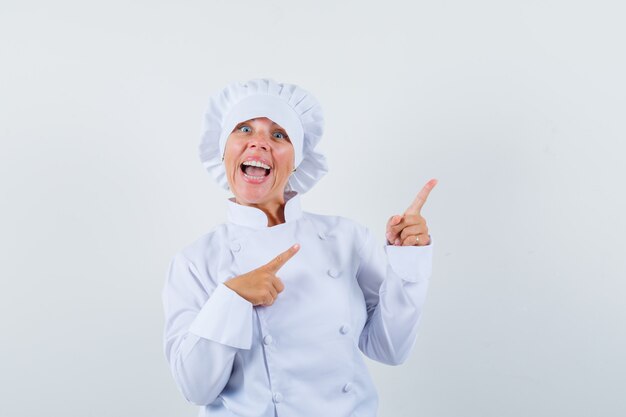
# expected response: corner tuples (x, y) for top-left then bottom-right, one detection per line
(237, 117), (284, 127)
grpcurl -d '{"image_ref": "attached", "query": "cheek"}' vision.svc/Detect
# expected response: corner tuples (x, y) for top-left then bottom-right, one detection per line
(223, 151), (237, 171)
(223, 142), (244, 172)
(224, 160), (236, 177)
(276, 146), (295, 169)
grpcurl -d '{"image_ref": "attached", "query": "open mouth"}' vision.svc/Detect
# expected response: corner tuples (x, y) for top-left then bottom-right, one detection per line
(240, 160), (271, 180)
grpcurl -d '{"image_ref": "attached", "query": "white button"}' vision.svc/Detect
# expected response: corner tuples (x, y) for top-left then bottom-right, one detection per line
(318, 231), (327, 240)
(343, 383), (353, 393)
(273, 392), (283, 403)
(327, 268), (339, 278)
(263, 335), (273, 345)
(340, 324), (350, 335)
(230, 242), (241, 252)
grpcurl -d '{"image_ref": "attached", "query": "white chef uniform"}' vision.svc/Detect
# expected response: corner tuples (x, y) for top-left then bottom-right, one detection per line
(162, 191), (433, 417)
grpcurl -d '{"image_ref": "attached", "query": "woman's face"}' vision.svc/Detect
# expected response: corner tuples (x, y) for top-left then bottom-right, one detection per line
(223, 117), (295, 207)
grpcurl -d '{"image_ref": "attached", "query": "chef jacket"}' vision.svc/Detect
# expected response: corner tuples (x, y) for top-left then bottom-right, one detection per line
(162, 191), (433, 417)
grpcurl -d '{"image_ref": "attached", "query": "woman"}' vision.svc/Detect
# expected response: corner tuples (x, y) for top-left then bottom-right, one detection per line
(162, 78), (436, 417)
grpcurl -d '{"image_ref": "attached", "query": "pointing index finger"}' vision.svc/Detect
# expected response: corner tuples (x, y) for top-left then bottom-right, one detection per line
(405, 179), (438, 214)
(265, 244), (300, 272)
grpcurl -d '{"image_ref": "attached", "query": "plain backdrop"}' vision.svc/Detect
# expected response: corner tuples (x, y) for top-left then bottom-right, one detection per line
(1, 1), (625, 416)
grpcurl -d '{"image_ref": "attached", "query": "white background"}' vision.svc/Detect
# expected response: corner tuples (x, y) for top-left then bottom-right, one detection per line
(1, 1), (625, 416)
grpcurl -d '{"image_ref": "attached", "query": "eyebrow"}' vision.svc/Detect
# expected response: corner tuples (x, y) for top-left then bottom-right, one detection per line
(238, 119), (285, 129)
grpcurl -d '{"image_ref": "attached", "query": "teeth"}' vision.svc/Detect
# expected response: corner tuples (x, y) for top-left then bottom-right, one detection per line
(242, 160), (271, 170)
(243, 173), (265, 180)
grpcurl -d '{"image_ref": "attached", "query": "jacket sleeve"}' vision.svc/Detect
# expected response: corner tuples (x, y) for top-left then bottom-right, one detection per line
(162, 252), (254, 405)
(355, 227), (433, 365)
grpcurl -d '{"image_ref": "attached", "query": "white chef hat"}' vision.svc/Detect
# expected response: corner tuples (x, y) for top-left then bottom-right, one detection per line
(198, 78), (328, 194)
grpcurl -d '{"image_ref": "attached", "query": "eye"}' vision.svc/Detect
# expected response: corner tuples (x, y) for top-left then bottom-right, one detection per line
(238, 125), (252, 133)
(273, 131), (288, 140)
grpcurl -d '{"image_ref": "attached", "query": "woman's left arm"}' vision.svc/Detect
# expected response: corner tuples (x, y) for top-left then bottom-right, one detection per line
(356, 180), (436, 365)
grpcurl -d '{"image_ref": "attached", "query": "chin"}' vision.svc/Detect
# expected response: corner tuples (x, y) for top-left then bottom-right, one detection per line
(232, 187), (278, 206)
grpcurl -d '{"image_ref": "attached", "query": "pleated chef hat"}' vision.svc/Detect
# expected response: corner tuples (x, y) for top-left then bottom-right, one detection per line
(199, 78), (328, 194)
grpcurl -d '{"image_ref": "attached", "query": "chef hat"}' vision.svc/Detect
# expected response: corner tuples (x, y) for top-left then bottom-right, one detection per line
(198, 78), (328, 194)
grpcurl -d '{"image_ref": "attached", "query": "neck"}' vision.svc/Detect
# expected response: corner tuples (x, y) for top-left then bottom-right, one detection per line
(236, 197), (286, 227)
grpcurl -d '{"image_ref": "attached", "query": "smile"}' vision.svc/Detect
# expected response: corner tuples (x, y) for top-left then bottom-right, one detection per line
(240, 159), (272, 183)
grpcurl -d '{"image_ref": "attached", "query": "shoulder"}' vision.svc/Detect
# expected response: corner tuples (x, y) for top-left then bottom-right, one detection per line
(167, 223), (232, 288)
(174, 223), (230, 263)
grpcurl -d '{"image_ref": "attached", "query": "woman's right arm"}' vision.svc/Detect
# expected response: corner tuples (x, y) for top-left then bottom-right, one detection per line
(162, 252), (253, 406)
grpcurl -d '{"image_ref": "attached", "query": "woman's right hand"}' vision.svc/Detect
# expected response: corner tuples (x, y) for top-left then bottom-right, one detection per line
(224, 243), (300, 307)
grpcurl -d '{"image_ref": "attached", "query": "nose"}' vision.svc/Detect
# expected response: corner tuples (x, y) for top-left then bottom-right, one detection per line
(247, 130), (271, 151)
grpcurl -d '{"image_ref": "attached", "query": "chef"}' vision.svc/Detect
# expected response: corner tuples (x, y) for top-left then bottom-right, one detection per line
(162, 78), (437, 417)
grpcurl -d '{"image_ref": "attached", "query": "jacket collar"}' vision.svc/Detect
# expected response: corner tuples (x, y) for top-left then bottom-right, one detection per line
(227, 191), (302, 229)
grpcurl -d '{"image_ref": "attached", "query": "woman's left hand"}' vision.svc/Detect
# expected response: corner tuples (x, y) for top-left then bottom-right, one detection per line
(385, 179), (437, 246)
